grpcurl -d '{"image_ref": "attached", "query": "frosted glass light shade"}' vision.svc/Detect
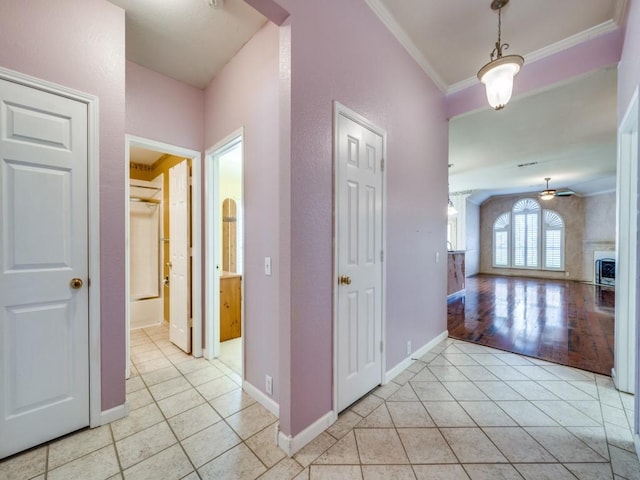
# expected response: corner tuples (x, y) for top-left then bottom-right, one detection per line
(478, 55), (524, 110)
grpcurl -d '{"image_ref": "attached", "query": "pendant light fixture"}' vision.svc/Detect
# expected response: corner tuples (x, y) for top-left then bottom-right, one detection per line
(477, 0), (524, 110)
(448, 198), (458, 216)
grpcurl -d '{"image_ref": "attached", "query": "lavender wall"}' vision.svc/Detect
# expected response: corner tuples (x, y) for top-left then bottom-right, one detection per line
(126, 61), (204, 152)
(617, 0), (640, 450)
(0, 0), (126, 410)
(269, 0), (448, 436)
(618, 0), (640, 123)
(203, 23), (281, 402)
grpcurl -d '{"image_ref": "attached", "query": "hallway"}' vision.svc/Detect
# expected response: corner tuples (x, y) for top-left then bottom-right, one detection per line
(448, 275), (615, 375)
(0, 327), (637, 479)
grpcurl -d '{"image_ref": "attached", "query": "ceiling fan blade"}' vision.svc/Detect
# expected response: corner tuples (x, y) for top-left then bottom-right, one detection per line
(555, 189), (574, 196)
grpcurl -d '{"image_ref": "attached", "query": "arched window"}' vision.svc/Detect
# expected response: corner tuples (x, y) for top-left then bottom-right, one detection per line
(492, 199), (565, 271)
(493, 213), (510, 267)
(512, 199), (540, 268)
(543, 210), (564, 269)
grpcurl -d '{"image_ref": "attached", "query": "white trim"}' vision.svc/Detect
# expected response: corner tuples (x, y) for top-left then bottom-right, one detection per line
(0, 67), (103, 430)
(384, 330), (448, 384)
(125, 136), (203, 367)
(204, 128), (245, 367)
(332, 102), (387, 414)
(363, 0), (447, 92)
(614, 86), (639, 394)
(243, 380), (279, 417)
(99, 401), (129, 425)
(613, 0), (629, 26)
(278, 411), (335, 457)
(448, 20), (621, 95)
(635, 433), (640, 462)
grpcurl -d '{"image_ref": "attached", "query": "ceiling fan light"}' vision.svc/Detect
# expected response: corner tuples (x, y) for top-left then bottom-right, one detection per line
(539, 190), (555, 201)
(478, 55), (523, 110)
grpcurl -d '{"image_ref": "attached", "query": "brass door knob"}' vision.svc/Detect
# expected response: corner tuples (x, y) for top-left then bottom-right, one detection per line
(338, 275), (352, 285)
(70, 278), (83, 289)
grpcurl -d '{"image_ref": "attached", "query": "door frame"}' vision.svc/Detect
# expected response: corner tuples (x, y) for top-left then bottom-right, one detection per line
(332, 102), (387, 415)
(614, 86), (638, 396)
(204, 127), (244, 373)
(0, 66), (102, 427)
(125, 135), (202, 377)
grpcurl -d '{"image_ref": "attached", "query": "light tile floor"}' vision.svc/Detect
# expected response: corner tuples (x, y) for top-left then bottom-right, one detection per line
(1, 327), (638, 480)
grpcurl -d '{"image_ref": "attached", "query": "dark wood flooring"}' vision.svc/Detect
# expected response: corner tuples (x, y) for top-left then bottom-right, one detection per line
(447, 274), (615, 375)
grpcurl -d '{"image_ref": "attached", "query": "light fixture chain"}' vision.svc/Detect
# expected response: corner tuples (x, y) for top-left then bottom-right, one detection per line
(498, 7), (502, 48)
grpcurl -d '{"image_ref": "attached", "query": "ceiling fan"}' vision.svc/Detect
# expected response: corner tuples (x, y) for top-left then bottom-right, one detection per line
(539, 177), (575, 200)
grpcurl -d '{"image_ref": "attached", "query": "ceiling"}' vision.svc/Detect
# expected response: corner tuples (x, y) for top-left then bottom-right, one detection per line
(111, 0), (626, 202)
(449, 67), (618, 203)
(371, 0), (624, 92)
(130, 146), (165, 166)
(107, 0), (266, 89)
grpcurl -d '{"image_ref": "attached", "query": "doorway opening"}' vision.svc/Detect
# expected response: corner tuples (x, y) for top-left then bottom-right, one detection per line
(205, 130), (244, 377)
(125, 136), (202, 378)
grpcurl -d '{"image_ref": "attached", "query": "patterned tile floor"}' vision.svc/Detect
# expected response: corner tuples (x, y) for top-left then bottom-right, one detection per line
(1, 325), (638, 479)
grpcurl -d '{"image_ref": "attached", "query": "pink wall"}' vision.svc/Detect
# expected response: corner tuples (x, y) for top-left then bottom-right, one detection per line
(204, 23), (282, 401)
(0, 0), (126, 410)
(126, 61), (204, 152)
(618, 0), (640, 123)
(265, 0), (449, 436)
(446, 29), (624, 119)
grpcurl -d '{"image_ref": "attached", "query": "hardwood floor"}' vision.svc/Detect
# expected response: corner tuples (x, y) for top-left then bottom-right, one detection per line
(447, 274), (615, 375)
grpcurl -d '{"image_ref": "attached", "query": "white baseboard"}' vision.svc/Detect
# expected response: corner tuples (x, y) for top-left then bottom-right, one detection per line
(243, 380), (279, 417)
(278, 410), (336, 457)
(99, 400), (129, 425)
(384, 330), (448, 384)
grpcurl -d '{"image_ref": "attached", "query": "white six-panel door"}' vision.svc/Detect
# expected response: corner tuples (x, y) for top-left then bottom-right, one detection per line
(0, 79), (89, 458)
(336, 109), (384, 412)
(169, 160), (191, 353)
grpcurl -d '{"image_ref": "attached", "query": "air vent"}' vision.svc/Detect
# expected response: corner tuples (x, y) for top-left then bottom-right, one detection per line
(517, 161), (538, 168)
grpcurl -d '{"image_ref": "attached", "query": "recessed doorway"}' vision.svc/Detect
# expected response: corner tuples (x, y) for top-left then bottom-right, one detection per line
(205, 130), (244, 376)
(125, 136), (202, 378)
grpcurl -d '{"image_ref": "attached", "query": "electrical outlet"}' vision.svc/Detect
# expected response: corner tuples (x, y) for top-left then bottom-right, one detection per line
(266, 374), (273, 395)
(406, 341), (411, 355)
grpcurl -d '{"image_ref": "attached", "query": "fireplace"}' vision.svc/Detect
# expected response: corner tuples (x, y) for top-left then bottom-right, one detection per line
(594, 250), (615, 287)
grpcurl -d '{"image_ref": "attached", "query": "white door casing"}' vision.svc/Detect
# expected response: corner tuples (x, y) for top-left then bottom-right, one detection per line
(334, 103), (385, 412)
(615, 87), (638, 396)
(204, 129), (243, 362)
(0, 78), (89, 458)
(169, 160), (191, 353)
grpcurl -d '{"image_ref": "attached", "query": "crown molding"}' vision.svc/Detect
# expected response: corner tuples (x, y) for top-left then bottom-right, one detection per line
(613, 0), (629, 26)
(447, 19), (621, 95)
(364, 0), (448, 93)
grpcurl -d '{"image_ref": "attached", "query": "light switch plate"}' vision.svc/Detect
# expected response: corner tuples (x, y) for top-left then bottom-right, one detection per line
(265, 256), (272, 276)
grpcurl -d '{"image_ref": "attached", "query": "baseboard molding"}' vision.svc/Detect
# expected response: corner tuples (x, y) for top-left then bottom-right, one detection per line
(611, 367), (618, 389)
(99, 400), (129, 425)
(278, 410), (336, 457)
(243, 380), (279, 417)
(384, 330), (448, 384)
(447, 290), (465, 301)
